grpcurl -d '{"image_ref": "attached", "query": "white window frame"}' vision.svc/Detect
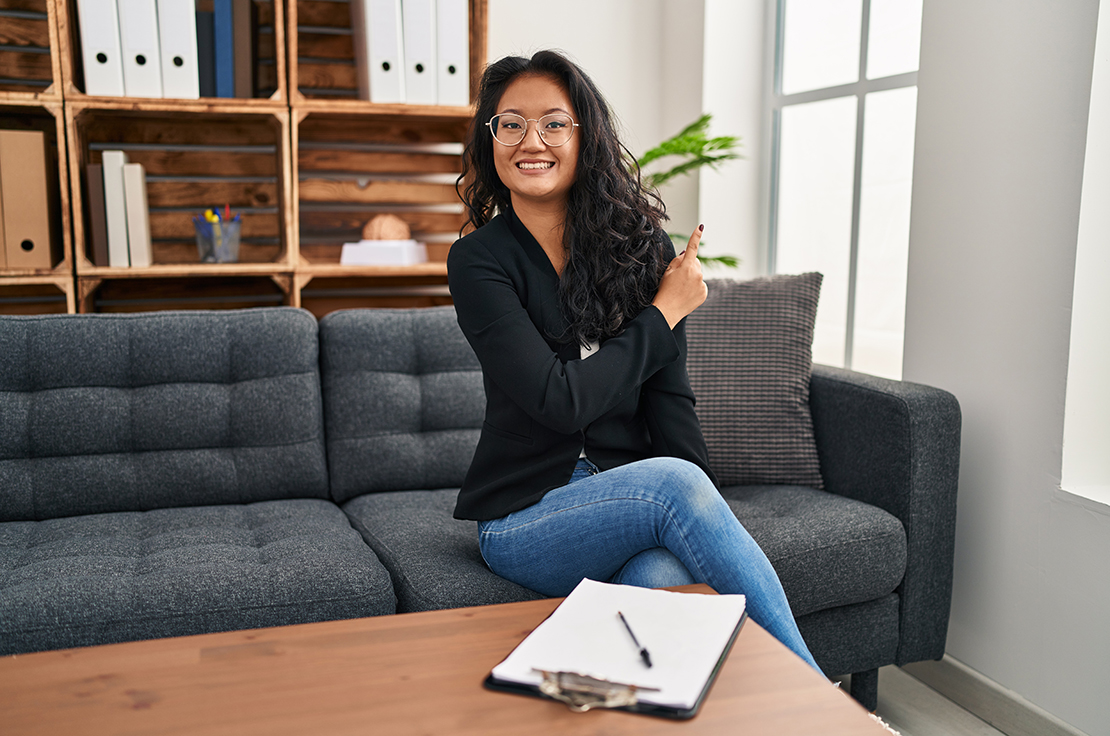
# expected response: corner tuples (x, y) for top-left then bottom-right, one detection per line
(764, 0), (918, 369)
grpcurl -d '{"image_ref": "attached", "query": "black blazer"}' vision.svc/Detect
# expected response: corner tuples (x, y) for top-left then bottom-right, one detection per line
(447, 209), (717, 521)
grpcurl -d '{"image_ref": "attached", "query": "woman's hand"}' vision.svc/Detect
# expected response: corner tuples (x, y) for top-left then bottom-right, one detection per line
(652, 225), (707, 329)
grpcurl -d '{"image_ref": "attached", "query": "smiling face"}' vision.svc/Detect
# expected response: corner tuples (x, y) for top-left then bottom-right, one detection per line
(491, 74), (580, 212)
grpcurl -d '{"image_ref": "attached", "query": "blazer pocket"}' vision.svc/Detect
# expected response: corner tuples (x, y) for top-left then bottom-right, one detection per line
(482, 419), (534, 446)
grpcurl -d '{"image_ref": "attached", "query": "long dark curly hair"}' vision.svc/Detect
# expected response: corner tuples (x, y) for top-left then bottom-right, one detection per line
(457, 50), (672, 347)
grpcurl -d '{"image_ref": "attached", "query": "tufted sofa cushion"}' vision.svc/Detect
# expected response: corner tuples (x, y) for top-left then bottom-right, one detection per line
(0, 499), (395, 655)
(342, 489), (543, 613)
(319, 307), (484, 503)
(320, 307), (527, 611)
(0, 309), (330, 521)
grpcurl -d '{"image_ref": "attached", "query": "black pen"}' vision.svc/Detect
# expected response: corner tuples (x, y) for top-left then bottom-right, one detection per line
(618, 611), (652, 668)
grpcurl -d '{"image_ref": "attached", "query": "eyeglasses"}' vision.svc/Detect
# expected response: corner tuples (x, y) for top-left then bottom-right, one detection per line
(486, 113), (579, 147)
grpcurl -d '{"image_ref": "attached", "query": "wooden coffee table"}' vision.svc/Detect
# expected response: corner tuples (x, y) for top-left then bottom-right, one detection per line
(0, 585), (886, 734)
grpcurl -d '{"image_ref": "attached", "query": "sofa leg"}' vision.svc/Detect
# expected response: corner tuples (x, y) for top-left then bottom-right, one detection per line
(850, 668), (879, 711)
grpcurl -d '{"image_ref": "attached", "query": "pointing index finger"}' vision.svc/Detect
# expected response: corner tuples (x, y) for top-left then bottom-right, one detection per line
(685, 224), (704, 258)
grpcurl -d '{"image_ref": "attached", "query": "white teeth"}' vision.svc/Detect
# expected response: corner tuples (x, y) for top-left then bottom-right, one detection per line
(517, 162), (554, 170)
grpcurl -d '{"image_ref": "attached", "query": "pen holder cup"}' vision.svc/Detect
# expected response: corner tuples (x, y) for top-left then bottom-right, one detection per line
(194, 219), (241, 263)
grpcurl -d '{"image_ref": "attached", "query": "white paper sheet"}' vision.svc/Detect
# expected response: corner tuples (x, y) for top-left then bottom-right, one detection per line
(491, 579), (746, 710)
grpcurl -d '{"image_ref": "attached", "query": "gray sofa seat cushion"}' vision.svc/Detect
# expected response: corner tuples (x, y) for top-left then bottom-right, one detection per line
(319, 307), (483, 503)
(0, 309), (329, 521)
(0, 499), (395, 655)
(722, 484), (907, 617)
(341, 489), (544, 613)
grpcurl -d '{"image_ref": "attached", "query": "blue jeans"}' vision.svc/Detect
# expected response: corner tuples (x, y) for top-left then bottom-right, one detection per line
(478, 457), (821, 672)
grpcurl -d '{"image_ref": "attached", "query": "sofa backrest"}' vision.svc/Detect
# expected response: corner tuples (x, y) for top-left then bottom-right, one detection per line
(0, 309), (330, 522)
(319, 307), (483, 503)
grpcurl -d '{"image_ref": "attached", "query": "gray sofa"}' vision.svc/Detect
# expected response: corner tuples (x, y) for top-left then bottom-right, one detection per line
(0, 306), (960, 710)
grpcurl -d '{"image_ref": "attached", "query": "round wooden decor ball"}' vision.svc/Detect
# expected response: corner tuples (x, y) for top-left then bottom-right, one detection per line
(362, 214), (411, 240)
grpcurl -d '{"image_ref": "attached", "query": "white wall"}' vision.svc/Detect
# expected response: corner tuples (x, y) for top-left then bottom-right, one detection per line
(699, 0), (767, 278)
(903, 1), (1110, 733)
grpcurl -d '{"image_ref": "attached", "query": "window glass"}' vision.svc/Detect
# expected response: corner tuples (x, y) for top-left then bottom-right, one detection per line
(781, 0), (862, 95)
(866, 0), (923, 79)
(852, 86), (918, 379)
(776, 96), (858, 365)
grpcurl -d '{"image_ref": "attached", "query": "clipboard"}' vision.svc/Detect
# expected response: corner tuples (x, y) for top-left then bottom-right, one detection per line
(484, 579), (748, 719)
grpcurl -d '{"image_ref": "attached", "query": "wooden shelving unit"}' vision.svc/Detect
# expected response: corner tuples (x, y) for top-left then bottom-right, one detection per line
(65, 98), (295, 311)
(0, 99), (74, 313)
(54, 0), (288, 106)
(0, 0), (63, 102)
(1, 0), (485, 315)
(287, 0), (486, 316)
(0, 0), (71, 313)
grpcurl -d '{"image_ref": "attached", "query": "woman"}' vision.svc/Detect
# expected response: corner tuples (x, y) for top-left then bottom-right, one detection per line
(447, 50), (820, 672)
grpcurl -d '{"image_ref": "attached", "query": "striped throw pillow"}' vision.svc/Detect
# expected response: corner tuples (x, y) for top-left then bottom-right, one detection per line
(686, 273), (825, 489)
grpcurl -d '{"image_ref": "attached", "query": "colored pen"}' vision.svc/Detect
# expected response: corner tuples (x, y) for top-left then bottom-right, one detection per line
(618, 611), (652, 668)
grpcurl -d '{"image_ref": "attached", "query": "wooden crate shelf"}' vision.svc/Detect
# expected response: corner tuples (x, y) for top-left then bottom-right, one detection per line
(66, 101), (294, 275)
(293, 108), (469, 276)
(54, 0), (288, 105)
(0, 0), (62, 101)
(299, 261), (448, 278)
(0, 100), (72, 289)
(288, 0), (486, 107)
(77, 273), (292, 313)
(297, 273), (451, 319)
(0, 275), (73, 313)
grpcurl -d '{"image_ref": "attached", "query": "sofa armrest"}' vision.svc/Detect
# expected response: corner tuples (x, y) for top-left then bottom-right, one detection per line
(808, 364), (961, 665)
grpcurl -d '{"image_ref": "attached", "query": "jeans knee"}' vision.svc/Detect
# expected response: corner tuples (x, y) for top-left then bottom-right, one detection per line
(611, 547), (697, 588)
(647, 457), (718, 503)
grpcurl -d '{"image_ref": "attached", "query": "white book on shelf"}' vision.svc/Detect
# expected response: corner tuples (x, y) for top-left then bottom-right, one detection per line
(402, 0), (437, 105)
(436, 0), (469, 106)
(117, 0), (164, 97)
(101, 150), (131, 267)
(75, 0), (126, 96)
(122, 163), (153, 268)
(156, 0), (200, 99)
(340, 240), (427, 266)
(351, 0), (406, 103)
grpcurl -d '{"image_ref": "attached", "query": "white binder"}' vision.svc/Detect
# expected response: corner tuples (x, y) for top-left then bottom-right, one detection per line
(402, 0), (437, 105)
(75, 0), (126, 96)
(122, 163), (153, 268)
(351, 0), (406, 103)
(117, 0), (164, 97)
(436, 0), (469, 106)
(156, 0), (200, 99)
(101, 150), (131, 267)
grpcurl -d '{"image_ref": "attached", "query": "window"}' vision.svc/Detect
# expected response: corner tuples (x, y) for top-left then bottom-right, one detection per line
(768, 0), (922, 378)
(1062, 2), (1110, 509)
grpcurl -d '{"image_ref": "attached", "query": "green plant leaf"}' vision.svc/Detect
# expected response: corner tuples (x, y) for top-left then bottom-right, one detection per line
(636, 114), (742, 189)
(697, 254), (740, 269)
(666, 232), (740, 269)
